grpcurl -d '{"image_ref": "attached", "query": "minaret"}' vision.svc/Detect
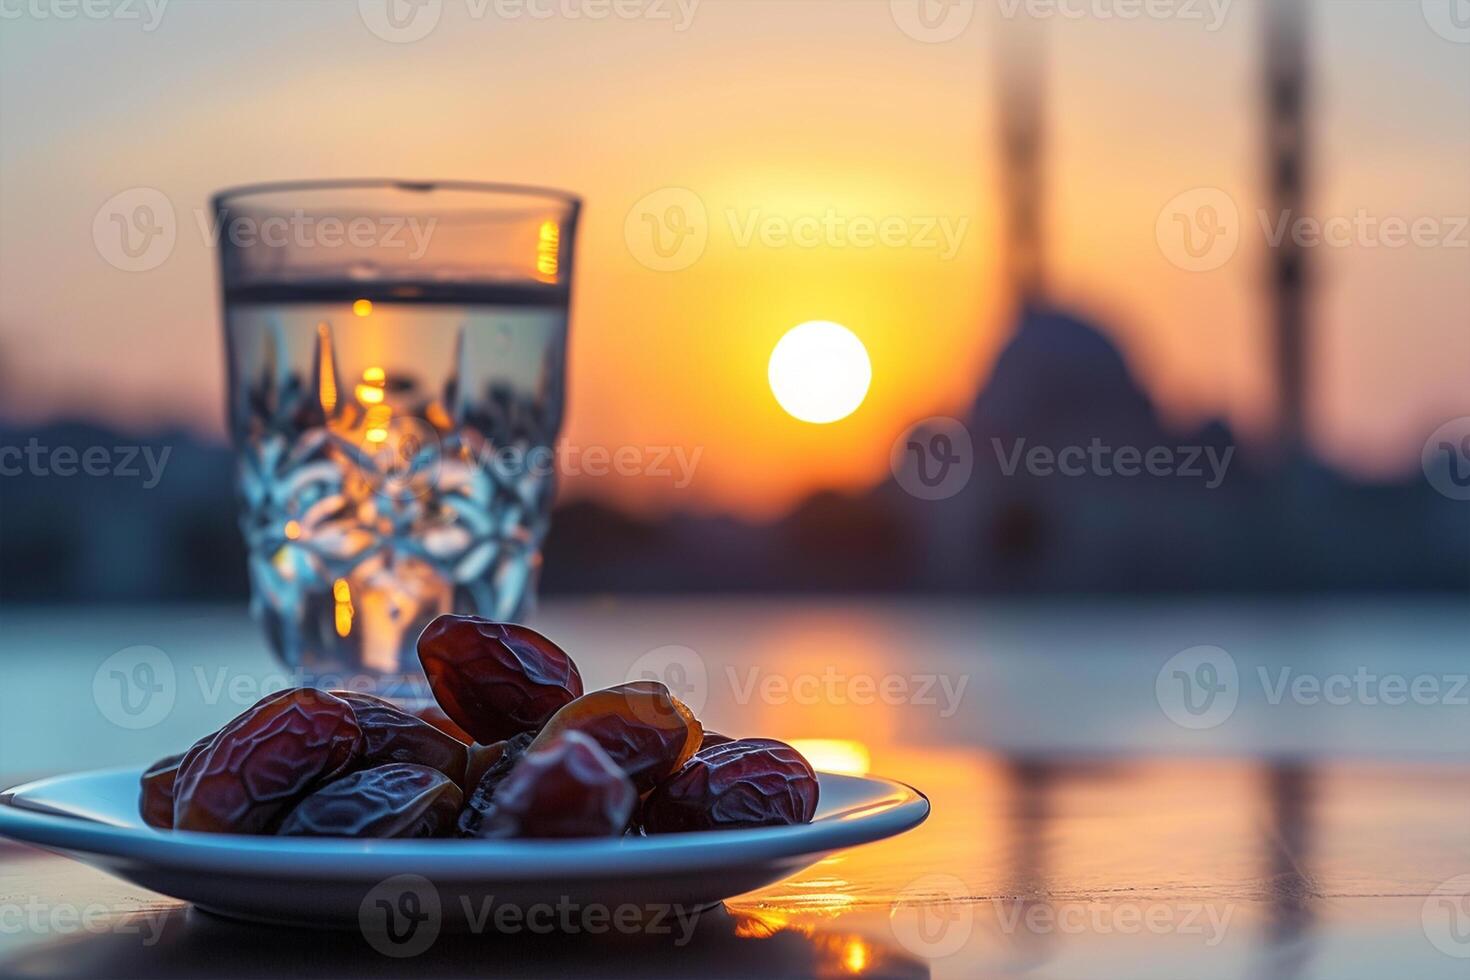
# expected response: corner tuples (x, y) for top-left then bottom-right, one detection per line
(997, 16), (1047, 309)
(1264, 0), (1312, 451)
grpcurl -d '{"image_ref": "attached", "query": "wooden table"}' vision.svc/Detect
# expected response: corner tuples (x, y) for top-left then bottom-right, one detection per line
(2, 599), (1468, 978)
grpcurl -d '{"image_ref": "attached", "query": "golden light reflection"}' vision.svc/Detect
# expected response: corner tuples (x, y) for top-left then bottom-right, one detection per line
(790, 739), (870, 775)
(359, 366), (391, 440)
(357, 365), (387, 406)
(732, 908), (794, 940)
(315, 322), (337, 415)
(536, 220), (560, 282)
(364, 405), (392, 444)
(353, 299), (373, 317)
(332, 578), (353, 637)
(841, 938), (870, 974)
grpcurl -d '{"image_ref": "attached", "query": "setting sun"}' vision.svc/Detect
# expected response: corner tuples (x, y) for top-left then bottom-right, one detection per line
(768, 321), (872, 425)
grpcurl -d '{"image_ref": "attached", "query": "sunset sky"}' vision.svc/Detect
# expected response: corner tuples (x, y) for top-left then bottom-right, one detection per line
(0, 1), (1465, 520)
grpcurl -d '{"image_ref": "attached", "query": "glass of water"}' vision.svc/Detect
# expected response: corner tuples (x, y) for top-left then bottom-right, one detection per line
(213, 180), (580, 700)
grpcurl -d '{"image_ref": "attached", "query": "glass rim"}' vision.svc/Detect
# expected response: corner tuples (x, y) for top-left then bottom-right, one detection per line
(211, 178), (582, 213)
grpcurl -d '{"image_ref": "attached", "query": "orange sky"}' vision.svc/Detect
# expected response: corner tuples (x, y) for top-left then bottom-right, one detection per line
(0, 2), (1465, 520)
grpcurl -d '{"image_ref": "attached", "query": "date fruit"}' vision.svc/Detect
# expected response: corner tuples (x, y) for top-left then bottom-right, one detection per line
(417, 615), (583, 744)
(699, 731), (734, 751)
(639, 738), (818, 833)
(457, 731), (535, 836)
(173, 688), (363, 834)
(333, 691), (468, 786)
(277, 763), (463, 838)
(139, 752), (185, 829)
(528, 681), (701, 795)
(413, 704), (474, 745)
(139, 726), (232, 829)
(471, 731), (635, 839)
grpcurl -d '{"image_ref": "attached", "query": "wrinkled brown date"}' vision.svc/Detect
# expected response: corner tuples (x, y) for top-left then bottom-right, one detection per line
(416, 615), (583, 744)
(471, 731), (635, 839)
(528, 681), (701, 795)
(456, 731), (536, 836)
(173, 688), (363, 834)
(139, 752), (185, 829)
(413, 704), (474, 745)
(699, 731), (734, 751)
(276, 763), (463, 838)
(333, 691), (468, 787)
(139, 722), (242, 829)
(639, 738), (818, 833)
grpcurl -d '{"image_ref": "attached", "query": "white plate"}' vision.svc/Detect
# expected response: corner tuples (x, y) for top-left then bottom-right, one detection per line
(0, 766), (928, 929)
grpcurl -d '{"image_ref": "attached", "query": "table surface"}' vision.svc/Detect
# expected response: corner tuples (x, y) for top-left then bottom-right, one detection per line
(2, 597), (1469, 979)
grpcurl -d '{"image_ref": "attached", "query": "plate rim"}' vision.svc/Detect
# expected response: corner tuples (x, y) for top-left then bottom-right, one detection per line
(0, 766), (929, 881)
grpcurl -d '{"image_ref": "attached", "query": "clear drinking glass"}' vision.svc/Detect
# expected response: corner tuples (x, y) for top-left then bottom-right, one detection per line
(214, 180), (580, 700)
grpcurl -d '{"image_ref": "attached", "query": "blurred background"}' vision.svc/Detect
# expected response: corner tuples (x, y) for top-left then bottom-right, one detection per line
(0, 8), (1467, 975)
(0, 0), (1466, 601)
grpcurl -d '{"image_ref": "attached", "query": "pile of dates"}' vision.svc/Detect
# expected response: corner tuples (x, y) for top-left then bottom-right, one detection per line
(139, 615), (819, 839)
